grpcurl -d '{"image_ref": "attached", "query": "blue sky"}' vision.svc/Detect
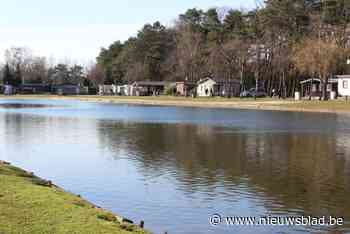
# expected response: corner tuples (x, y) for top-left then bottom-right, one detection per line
(0, 0), (256, 64)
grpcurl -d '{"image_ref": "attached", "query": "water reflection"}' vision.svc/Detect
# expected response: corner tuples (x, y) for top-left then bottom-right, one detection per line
(97, 119), (350, 233)
(1, 101), (350, 234)
(0, 103), (53, 109)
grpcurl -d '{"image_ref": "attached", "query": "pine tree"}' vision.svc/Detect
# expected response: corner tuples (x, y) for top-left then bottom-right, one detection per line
(3, 64), (13, 85)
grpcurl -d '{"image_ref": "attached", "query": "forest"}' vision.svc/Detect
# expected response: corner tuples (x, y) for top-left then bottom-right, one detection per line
(96, 0), (350, 99)
(1, 0), (350, 99)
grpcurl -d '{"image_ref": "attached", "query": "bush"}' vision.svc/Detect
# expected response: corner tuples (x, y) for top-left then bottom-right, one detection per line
(97, 212), (117, 222)
(164, 83), (175, 95)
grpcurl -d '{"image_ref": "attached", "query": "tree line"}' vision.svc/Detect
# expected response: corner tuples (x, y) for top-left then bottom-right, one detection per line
(1, 0), (350, 100)
(0, 47), (96, 88)
(96, 0), (350, 99)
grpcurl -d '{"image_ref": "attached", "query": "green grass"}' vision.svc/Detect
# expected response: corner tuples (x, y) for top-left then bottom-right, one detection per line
(0, 162), (147, 234)
(279, 99), (350, 111)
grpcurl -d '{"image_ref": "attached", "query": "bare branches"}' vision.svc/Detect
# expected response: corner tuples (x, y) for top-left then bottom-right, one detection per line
(293, 37), (342, 79)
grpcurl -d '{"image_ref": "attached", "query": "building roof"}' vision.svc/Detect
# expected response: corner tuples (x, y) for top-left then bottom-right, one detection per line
(115, 84), (132, 88)
(52, 84), (80, 88)
(20, 84), (49, 87)
(300, 78), (338, 84)
(197, 77), (216, 85)
(198, 77), (240, 85)
(336, 75), (350, 79)
(99, 84), (115, 87)
(132, 81), (169, 87)
(175, 81), (196, 85)
(300, 78), (321, 84)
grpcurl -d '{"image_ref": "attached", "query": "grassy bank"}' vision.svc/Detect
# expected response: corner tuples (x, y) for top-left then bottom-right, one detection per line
(1, 94), (350, 114)
(0, 161), (147, 234)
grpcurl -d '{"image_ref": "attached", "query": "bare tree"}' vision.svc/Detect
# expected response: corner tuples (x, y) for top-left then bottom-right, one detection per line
(172, 23), (206, 82)
(25, 57), (48, 83)
(293, 37), (343, 100)
(5, 47), (32, 69)
(223, 40), (249, 91)
(5, 47), (33, 84)
(86, 63), (104, 86)
(207, 39), (249, 92)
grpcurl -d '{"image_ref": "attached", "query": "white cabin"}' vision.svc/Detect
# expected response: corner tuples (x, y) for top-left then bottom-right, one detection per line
(337, 75), (350, 97)
(197, 78), (217, 97)
(99, 85), (116, 95)
(116, 85), (132, 96)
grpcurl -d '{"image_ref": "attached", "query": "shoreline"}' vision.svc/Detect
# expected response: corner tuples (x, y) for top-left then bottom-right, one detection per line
(1, 95), (350, 114)
(0, 160), (147, 234)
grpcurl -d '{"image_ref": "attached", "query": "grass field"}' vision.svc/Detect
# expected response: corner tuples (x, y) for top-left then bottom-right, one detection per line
(278, 99), (350, 111)
(0, 161), (147, 234)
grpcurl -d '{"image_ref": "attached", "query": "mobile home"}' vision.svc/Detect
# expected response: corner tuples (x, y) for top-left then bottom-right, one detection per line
(336, 75), (350, 97)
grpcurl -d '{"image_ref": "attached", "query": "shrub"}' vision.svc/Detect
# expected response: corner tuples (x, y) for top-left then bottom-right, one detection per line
(97, 212), (117, 222)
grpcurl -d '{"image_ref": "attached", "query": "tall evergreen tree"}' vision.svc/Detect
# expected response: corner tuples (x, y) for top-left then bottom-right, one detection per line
(3, 64), (13, 85)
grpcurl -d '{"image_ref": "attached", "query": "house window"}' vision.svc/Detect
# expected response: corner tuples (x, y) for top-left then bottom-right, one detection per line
(343, 80), (349, 89)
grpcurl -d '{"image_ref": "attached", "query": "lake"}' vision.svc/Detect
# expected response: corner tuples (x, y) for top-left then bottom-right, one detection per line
(1, 99), (350, 234)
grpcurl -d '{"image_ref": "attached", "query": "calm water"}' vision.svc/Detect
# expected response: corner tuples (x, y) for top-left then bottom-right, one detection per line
(1, 99), (350, 234)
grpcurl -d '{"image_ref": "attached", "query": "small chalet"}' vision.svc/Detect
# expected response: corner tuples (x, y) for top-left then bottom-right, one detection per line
(336, 75), (350, 97)
(197, 77), (240, 97)
(300, 78), (338, 99)
(99, 84), (116, 95)
(197, 78), (217, 97)
(116, 84), (133, 96)
(131, 81), (168, 96)
(175, 81), (196, 96)
(51, 84), (82, 95)
(19, 84), (50, 94)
